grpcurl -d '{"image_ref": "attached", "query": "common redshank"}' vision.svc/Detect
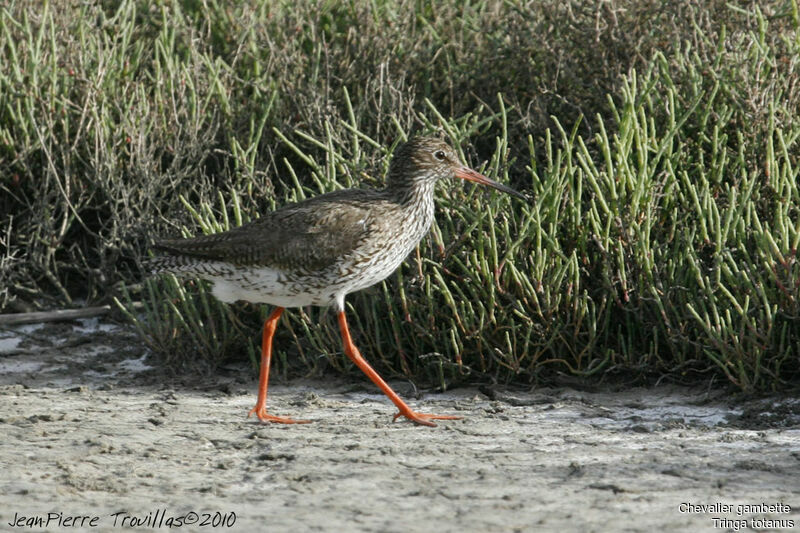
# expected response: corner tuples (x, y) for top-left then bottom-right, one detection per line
(151, 136), (525, 426)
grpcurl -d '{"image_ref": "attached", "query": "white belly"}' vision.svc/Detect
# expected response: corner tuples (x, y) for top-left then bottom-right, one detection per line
(206, 266), (338, 307)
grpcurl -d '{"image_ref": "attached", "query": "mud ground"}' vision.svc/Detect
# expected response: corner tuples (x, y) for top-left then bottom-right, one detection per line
(1, 318), (799, 532)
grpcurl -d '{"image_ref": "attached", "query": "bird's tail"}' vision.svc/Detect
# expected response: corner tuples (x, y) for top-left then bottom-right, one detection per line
(144, 255), (198, 276)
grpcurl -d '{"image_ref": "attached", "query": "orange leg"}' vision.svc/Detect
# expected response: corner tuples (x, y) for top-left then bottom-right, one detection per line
(337, 311), (461, 427)
(248, 307), (310, 424)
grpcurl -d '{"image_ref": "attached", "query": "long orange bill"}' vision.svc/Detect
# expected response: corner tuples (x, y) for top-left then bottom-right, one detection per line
(454, 166), (527, 201)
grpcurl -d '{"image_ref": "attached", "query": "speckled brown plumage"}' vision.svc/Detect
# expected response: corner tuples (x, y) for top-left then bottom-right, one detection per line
(150, 136), (525, 427)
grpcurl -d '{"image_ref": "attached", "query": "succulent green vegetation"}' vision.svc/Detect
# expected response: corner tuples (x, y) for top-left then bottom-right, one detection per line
(3, 1), (799, 390)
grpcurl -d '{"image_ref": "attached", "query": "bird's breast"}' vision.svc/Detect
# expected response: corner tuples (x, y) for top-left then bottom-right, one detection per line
(333, 194), (435, 293)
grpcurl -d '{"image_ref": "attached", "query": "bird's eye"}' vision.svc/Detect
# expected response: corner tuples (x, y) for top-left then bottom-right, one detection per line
(434, 150), (446, 161)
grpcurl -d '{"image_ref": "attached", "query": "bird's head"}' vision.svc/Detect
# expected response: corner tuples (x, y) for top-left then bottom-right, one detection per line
(387, 136), (526, 201)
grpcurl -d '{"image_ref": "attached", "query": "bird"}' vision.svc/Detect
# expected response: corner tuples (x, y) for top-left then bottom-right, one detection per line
(150, 136), (526, 427)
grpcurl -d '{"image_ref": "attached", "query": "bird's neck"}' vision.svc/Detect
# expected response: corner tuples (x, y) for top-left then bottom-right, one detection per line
(386, 171), (437, 204)
(386, 177), (437, 231)
(390, 180), (434, 204)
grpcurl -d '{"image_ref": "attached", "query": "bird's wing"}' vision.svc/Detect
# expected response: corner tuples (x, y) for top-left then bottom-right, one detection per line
(154, 191), (379, 272)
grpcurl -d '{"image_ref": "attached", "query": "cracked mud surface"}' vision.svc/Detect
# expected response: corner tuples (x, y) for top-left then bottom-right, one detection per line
(1, 319), (799, 532)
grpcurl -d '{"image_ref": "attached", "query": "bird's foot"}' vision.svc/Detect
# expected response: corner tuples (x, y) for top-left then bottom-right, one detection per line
(248, 405), (311, 424)
(393, 410), (462, 427)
